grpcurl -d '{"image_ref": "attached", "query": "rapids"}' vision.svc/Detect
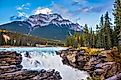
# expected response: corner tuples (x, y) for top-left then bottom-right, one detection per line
(0, 47), (89, 80)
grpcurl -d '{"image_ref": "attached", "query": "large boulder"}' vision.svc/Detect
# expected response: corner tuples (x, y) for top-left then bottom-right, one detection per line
(59, 49), (121, 80)
(0, 69), (62, 80)
(0, 51), (22, 66)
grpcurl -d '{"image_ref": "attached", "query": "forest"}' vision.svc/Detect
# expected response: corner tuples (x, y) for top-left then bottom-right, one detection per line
(66, 0), (121, 51)
(0, 29), (64, 47)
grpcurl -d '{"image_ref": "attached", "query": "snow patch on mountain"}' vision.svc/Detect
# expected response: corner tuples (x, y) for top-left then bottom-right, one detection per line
(26, 13), (82, 31)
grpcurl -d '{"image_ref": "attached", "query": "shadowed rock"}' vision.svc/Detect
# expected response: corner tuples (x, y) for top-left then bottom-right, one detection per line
(0, 51), (62, 80)
(58, 49), (121, 80)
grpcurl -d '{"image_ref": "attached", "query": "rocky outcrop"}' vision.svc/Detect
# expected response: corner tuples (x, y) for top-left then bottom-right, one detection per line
(59, 49), (121, 80)
(0, 51), (62, 80)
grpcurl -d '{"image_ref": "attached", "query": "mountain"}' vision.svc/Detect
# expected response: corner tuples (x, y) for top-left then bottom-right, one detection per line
(0, 13), (83, 40)
(0, 21), (30, 34)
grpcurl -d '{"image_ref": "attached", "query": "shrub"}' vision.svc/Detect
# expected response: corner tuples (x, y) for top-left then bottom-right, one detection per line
(85, 47), (101, 56)
(112, 46), (118, 52)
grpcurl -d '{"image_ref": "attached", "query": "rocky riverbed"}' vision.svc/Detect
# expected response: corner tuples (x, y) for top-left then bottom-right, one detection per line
(0, 51), (62, 80)
(58, 48), (121, 80)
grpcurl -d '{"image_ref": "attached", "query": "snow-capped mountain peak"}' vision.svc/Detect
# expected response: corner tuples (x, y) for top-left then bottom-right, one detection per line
(26, 13), (82, 31)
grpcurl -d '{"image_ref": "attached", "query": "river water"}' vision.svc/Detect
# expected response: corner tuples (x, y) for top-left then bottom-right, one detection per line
(0, 47), (89, 80)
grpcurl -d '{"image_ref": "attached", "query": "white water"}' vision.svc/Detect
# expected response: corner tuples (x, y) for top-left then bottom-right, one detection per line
(0, 47), (89, 80)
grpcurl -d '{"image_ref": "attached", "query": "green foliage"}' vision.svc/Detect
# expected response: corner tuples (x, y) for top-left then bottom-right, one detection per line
(96, 16), (104, 48)
(66, 32), (83, 48)
(66, 12), (113, 50)
(83, 24), (90, 47)
(0, 29), (64, 47)
(87, 76), (101, 80)
(113, 0), (121, 45)
(66, 24), (97, 48)
(103, 12), (113, 49)
(112, 46), (118, 51)
(95, 12), (113, 49)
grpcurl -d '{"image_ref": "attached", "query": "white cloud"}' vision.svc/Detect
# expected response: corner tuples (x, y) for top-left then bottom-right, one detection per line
(34, 7), (52, 14)
(16, 3), (30, 10)
(51, 3), (76, 21)
(13, 3), (30, 21)
(22, 3), (30, 7)
(18, 12), (25, 16)
(16, 7), (23, 10)
(18, 11), (29, 18)
(81, 7), (93, 12)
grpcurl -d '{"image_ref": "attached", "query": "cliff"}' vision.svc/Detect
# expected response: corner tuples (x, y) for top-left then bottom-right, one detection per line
(58, 48), (121, 80)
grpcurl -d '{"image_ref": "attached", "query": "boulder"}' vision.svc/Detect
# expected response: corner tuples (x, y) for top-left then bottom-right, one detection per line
(0, 65), (22, 74)
(59, 49), (121, 80)
(0, 51), (22, 65)
(106, 73), (121, 80)
(0, 69), (62, 80)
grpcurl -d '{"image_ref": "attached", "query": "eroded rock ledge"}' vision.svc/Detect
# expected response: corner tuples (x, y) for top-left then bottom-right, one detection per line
(0, 51), (62, 80)
(58, 48), (121, 80)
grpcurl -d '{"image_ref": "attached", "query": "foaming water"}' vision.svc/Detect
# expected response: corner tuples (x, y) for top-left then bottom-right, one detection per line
(0, 47), (89, 80)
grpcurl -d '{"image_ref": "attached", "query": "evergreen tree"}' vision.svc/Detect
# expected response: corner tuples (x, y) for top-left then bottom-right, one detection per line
(99, 15), (105, 48)
(83, 24), (90, 47)
(96, 15), (105, 48)
(104, 12), (113, 49)
(96, 24), (102, 48)
(80, 34), (84, 47)
(92, 31), (96, 48)
(89, 27), (93, 47)
(113, 0), (121, 51)
(0, 32), (2, 45)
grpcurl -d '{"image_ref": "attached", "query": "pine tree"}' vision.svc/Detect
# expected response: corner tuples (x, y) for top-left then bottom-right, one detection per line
(66, 36), (74, 47)
(96, 24), (102, 48)
(113, 0), (121, 51)
(83, 24), (90, 47)
(0, 32), (2, 46)
(89, 27), (93, 47)
(104, 12), (113, 49)
(80, 34), (84, 47)
(92, 31), (96, 48)
(95, 15), (105, 48)
(99, 15), (105, 48)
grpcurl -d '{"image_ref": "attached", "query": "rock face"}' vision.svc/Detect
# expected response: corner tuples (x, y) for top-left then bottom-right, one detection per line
(0, 51), (62, 80)
(59, 49), (121, 80)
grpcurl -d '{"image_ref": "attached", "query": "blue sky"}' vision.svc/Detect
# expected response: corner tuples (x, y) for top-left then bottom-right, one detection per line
(0, 0), (114, 29)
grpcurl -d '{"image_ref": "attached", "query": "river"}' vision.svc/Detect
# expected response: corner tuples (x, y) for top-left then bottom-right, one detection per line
(0, 47), (89, 80)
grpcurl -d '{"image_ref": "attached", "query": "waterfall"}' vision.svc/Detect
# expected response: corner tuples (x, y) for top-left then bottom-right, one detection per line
(0, 47), (89, 80)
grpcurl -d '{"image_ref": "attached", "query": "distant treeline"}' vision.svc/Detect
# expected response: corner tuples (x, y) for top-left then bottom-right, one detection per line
(66, 0), (121, 51)
(66, 12), (113, 49)
(0, 29), (64, 47)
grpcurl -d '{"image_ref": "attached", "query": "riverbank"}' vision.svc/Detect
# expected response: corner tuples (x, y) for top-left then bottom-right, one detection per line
(58, 48), (121, 80)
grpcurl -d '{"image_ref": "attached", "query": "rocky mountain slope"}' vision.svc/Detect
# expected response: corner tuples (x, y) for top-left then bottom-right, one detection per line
(0, 13), (83, 40)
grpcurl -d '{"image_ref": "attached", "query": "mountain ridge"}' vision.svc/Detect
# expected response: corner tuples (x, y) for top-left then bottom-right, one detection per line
(0, 13), (83, 40)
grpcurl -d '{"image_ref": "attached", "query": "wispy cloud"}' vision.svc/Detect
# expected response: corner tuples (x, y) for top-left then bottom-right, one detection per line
(74, 3), (112, 14)
(34, 7), (52, 14)
(71, 0), (87, 6)
(10, 3), (31, 21)
(51, 3), (76, 21)
(71, 0), (113, 13)
(10, 11), (28, 21)
(16, 3), (30, 10)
